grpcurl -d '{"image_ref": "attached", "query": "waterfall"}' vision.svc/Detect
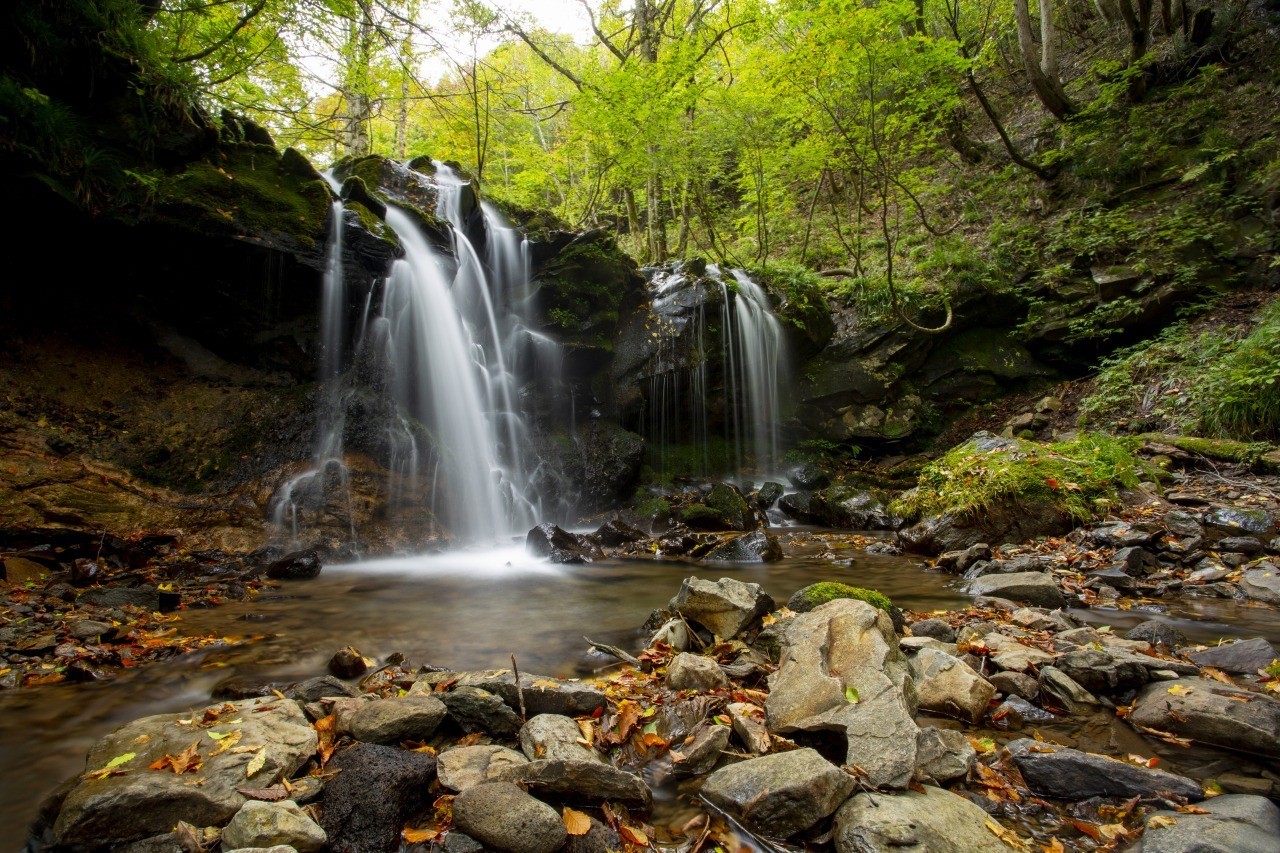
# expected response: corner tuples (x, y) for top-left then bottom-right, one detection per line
(727, 269), (788, 476)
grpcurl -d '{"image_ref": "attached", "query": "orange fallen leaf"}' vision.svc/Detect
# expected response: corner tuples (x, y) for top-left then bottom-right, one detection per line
(149, 741), (202, 775)
(563, 807), (592, 836)
(618, 825), (649, 846)
(402, 827), (439, 843)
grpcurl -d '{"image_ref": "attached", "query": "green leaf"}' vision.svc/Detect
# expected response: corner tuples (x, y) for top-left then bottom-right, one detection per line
(844, 686), (860, 704)
(642, 721), (659, 735)
(106, 752), (136, 768)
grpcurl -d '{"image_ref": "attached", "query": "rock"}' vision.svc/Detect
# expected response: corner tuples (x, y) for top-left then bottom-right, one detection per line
(1138, 795), (1280, 853)
(519, 714), (604, 764)
(669, 722), (730, 776)
(1055, 647), (1149, 695)
(1203, 507), (1276, 541)
(1130, 678), (1280, 757)
(915, 727), (976, 783)
(989, 671), (1039, 700)
(936, 543), (992, 575)
(447, 670), (605, 717)
(701, 748), (854, 838)
(285, 675), (360, 703)
(497, 759), (652, 806)
(346, 695), (447, 745)
(562, 816), (622, 853)
(591, 519), (646, 547)
(991, 695), (1055, 727)
(667, 652), (728, 692)
(1217, 536), (1264, 554)
(757, 482), (784, 509)
(451, 782), (566, 853)
(984, 633), (1056, 672)
(1164, 509), (1204, 538)
(328, 646), (369, 679)
(320, 744), (436, 853)
(440, 686), (522, 738)
(1005, 738), (1202, 801)
(705, 531), (782, 562)
(669, 576), (774, 639)
(437, 746), (529, 793)
(68, 620), (116, 643)
(1187, 638), (1278, 675)
(1038, 666), (1101, 712)
(222, 801), (326, 852)
(909, 618), (956, 642)
(1126, 621), (1189, 650)
(53, 697), (317, 847)
(834, 785), (1017, 853)
(789, 463), (832, 490)
(650, 617), (690, 650)
(910, 648), (995, 723)
(705, 482), (758, 531)
(1, 556), (52, 585)
(525, 522), (604, 563)
(765, 599), (919, 788)
(1240, 566), (1280, 604)
(80, 586), (160, 610)
(1088, 566), (1139, 592)
(965, 572), (1064, 608)
(267, 550), (322, 580)
(786, 582), (894, 621)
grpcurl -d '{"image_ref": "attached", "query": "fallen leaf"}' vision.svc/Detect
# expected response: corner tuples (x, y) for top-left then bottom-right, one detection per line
(844, 686), (860, 704)
(209, 730), (242, 756)
(1167, 684), (1194, 696)
(236, 784), (288, 801)
(618, 824), (649, 846)
(563, 807), (592, 835)
(244, 748), (266, 778)
(1147, 815), (1177, 829)
(149, 741), (202, 775)
(403, 827), (439, 843)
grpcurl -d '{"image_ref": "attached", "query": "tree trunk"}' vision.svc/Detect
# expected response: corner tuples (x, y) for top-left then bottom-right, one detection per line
(341, 3), (376, 157)
(1117, 0), (1154, 100)
(1014, 0), (1075, 120)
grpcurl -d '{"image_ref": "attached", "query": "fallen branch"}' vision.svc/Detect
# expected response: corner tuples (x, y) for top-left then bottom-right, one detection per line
(583, 636), (642, 667)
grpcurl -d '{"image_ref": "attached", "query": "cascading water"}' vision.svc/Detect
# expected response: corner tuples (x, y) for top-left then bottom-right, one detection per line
(725, 268), (788, 475)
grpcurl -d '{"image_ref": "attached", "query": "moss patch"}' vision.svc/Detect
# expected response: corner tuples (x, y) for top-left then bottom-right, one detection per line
(786, 582), (893, 614)
(891, 433), (1144, 524)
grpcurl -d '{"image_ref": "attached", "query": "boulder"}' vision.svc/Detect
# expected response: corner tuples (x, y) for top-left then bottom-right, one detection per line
(53, 697), (317, 847)
(1005, 739), (1202, 802)
(1038, 666), (1101, 713)
(285, 675), (361, 703)
(789, 463), (832, 490)
(705, 482), (757, 531)
(1055, 647), (1149, 695)
(757, 482), (784, 509)
(320, 744), (437, 853)
(989, 671), (1039, 700)
(1202, 507), (1276, 541)
(440, 686), (522, 738)
(964, 572), (1063, 608)
(1130, 678), (1280, 757)
(909, 618), (956, 643)
(451, 782), (566, 853)
(1187, 638), (1278, 675)
(525, 523), (604, 563)
(346, 695), (447, 745)
(222, 801), (326, 852)
(591, 519), (646, 547)
(436, 670), (605, 717)
(984, 633), (1056, 672)
(519, 714), (603, 764)
(834, 785), (1017, 853)
(765, 599), (919, 788)
(701, 748), (855, 838)
(705, 531), (782, 562)
(936, 543), (992, 575)
(1126, 621), (1189, 650)
(915, 727), (976, 784)
(267, 550), (322, 580)
(910, 648), (996, 723)
(667, 652), (728, 692)
(669, 576), (774, 639)
(1239, 566), (1280, 605)
(437, 746), (529, 793)
(727, 702), (772, 755)
(668, 722), (730, 777)
(497, 759), (651, 806)
(1137, 794), (1280, 853)
(328, 646), (370, 679)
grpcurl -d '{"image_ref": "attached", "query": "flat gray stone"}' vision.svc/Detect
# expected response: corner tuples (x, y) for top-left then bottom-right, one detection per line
(497, 758), (651, 806)
(965, 572), (1063, 608)
(519, 714), (603, 764)
(1005, 739), (1202, 802)
(1239, 566), (1280, 605)
(915, 727), (976, 784)
(452, 782), (566, 853)
(437, 746), (529, 793)
(1138, 794), (1280, 852)
(910, 647), (995, 723)
(667, 652), (728, 692)
(669, 576), (774, 638)
(1130, 678), (1280, 757)
(701, 747), (855, 838)
(439, 686), (522, 738)
(347, 695), (446, 745)
(222, 800), (325, 852)
(835, 785), (1017, 852)
(1187, 638), (1278, 675)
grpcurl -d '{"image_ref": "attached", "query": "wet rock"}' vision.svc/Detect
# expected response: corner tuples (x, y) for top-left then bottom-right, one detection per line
(267, 550), (322, 580)
(984, 633), (1055, 672)
(80, 586), (160, 610)
(1126, 621), (1189, 650)
(519, 714), (603, 764)
(1164, 509), (1203, 538)
(915, 727), (976, 784)
(909, 617), (956, 642)
(68, 620), (116, 643)
(789, 463), (832, 490)
(757, 482), (784, 509)
(1006, 738), (1202, 801)
(562, 816), (622, 853)
(437, 745), (529, 793)
(591, 519), (646, 547)
(705, 531), (782, 562)
(1038, 666), (1101, 712)
(1138, 794), (1280, 853)
(1088, 567), (1139, 592)
(989, 671), (1039, 700)
(865, 540), (902, 555)
(525, 523), (604, 563)
(53, 697), (317, 847)
(285, 675), (360, 703)
(667, 652), (728, 692)
(650, 617), (690, 650)
(1056, 647), (1149, 695)
(1187, 638), (1278, 675)
(834, 785), (1016, 853)
(965, 572), (1063, 608)
(1114, 545), (1160, 575)
(1130, 678), (1280, 757)
(328, 646), (369, 679)
(702, 747), (854, 838)
(320, 744), (436, 853)
(669, 722), (730, 776)
(669, 576), (774, 639)
(991, 695), (1055, 727)
(936, 543), (992, 575)
(1, 556), (52, 584)
(1217, 536), (1264, 554)
(1203, 507), (1276, 541)
(1239, 565), (1280, 605)
(765, 599), (919, 788)
(910, 648), (995, 723)
(222, 800), (325, 852)
(440, 686), (522, 738)
(452, 782), (566, 853)
(777, 490), (816, 520)
(497, 758), (652, 806)
(346, 695), (446, 745)
(706, 482), (758, 531)
(450, 670), (606, 717)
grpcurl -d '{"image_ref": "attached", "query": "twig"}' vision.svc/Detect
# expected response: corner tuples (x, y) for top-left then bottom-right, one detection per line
(510, 653), (527, 721)
(583, 636), (642, 667)
(95, 529), (107, 561)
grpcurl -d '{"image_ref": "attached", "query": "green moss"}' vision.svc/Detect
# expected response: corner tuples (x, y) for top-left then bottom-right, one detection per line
(538, 234), (639, 343)
(891, 433), (1143, 524)
(1138, 434), (1279, 470)
(786, 582), (893, 614)
(633, 497), (672, 517)
(680, 504), (723, 524)
(346, 200), (399, 248)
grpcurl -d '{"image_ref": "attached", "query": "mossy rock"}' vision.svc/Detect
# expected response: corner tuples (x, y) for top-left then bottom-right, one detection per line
(344, 200), (399, 250)
(681, 504), (726, 529)
(707, 482), (753, 531)
(786, 582), (893, 615)
(534, 230), (644, 347)
(151, 144), (331, 253)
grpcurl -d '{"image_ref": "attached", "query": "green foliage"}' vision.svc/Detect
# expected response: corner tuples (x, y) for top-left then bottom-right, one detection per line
(789, 582), (893, 614)
(892, 434), (1143, 523)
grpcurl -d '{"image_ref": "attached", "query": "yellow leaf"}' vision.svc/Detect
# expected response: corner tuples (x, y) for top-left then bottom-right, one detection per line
(618, 825), (649, 846)
(1167, 684), (1194, 696)
(209, 730), (242, 756)
(1147, 815), (1177, 829)
(245, 748), (266, 778)
(562, 807), (592, 835)
(402, 827), (439, 843)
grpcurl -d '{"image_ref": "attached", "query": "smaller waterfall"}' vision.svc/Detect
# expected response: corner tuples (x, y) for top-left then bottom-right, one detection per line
(727, 269), (788, 475)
